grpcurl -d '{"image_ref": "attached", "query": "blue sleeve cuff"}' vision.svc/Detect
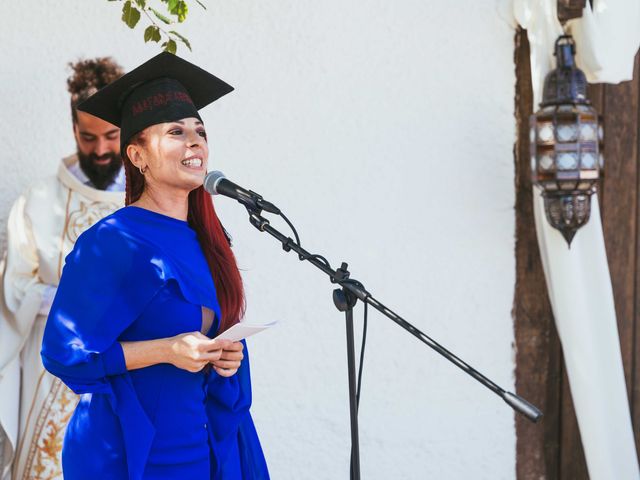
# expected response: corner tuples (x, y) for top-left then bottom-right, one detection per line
(101, 342), (127, 376)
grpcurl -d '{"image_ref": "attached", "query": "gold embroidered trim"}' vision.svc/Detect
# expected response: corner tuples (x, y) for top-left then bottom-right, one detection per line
(57, 189), (73, 280)
(65, 201), (119, 244)
(21, 378), (78, 480)
(11, 369), (46, 480)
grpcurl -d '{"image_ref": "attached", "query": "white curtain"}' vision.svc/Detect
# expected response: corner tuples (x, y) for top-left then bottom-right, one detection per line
(512, 1), (640, 478)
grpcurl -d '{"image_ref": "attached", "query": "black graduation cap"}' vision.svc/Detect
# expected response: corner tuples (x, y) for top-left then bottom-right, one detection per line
(77, 52), (234, 154)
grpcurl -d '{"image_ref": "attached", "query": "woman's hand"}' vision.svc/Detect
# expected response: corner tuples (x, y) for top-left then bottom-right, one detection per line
(211, 341), (244, 377)
(168, 332), (232, 372)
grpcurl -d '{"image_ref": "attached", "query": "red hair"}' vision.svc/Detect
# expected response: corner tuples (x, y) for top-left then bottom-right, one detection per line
(124, 134), (245, 333)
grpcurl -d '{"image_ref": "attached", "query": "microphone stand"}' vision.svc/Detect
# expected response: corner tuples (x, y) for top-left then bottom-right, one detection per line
(242, 204), (542, 480)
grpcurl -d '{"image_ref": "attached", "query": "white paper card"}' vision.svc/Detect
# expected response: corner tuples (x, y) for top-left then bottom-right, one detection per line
(214, 320), (277, 342)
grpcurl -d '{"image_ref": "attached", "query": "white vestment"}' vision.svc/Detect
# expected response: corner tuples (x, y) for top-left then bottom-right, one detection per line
(0, 155), (124, 480)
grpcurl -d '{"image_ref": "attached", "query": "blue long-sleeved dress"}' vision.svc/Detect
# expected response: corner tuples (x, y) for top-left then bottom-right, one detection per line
(40, 206), (269, 479)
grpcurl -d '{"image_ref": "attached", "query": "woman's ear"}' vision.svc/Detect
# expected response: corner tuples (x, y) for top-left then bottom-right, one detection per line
(126, 143), (143, 168)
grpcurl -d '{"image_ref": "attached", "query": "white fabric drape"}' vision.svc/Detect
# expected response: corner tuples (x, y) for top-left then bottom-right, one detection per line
(512, 1), (640, 478)
(565, 1), (640, 83)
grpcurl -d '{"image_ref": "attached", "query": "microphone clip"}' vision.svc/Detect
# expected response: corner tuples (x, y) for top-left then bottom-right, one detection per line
(238, 190), (281, 216)
(251, 192), (281, 215)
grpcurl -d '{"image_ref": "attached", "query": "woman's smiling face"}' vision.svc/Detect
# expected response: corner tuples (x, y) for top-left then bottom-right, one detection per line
(127, 117), (209, 193)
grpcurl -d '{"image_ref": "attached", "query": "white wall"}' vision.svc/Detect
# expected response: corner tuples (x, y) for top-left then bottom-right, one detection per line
(0, 1), (517, 478)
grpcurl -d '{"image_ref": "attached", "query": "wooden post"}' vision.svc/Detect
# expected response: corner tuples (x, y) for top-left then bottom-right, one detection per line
(514, 16), (640, 479)
(513, 27), (563, 480)
(557, 0), (586, 23)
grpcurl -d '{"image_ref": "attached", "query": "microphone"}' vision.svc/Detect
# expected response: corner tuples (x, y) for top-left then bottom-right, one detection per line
(203, 171), (280, 214)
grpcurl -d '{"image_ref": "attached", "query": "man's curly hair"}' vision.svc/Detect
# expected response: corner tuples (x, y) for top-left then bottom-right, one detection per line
(68, 57), (124, 124)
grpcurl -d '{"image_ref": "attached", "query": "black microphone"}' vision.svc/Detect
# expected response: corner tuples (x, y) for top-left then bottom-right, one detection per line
(203, 171), (280, 214)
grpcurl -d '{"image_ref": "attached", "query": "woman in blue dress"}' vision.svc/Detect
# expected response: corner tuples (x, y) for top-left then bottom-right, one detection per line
(40, 53), (270, 479)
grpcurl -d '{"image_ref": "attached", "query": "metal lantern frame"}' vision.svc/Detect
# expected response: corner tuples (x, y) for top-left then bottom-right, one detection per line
(530, 35), (604, 245)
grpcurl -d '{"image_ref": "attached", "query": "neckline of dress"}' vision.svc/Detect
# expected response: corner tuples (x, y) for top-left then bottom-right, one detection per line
(124, 205), (191, 226)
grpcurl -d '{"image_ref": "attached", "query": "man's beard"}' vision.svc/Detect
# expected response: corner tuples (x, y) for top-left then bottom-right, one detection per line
(77, 150), (123, 190)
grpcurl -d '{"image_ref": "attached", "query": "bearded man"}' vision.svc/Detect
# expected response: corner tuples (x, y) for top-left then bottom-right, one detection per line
(0, 57), (125, 480)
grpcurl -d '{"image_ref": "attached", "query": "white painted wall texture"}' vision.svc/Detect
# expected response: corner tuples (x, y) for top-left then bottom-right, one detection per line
(1, 1), (517, 478)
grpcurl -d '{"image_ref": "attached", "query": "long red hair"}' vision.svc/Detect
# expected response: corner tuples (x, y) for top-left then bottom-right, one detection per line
(124, 133), (245, 333)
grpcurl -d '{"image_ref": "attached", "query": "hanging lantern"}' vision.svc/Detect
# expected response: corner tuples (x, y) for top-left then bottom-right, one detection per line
(530, 35), (604, 246)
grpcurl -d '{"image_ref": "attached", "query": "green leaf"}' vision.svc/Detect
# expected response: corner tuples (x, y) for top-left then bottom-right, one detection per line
(144, 25), (161, 43)
(167, 0), (179, 11)
(144, 25), (153, 42)
(162, 39), (178, 54)
(150, 7), (172, 24)
(169, 0), (188, 22)
(134, 0), (146, 8)
(121, 1), (141, 29)
(195, 0), (206, 9)
(169, 30), (191, 51)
